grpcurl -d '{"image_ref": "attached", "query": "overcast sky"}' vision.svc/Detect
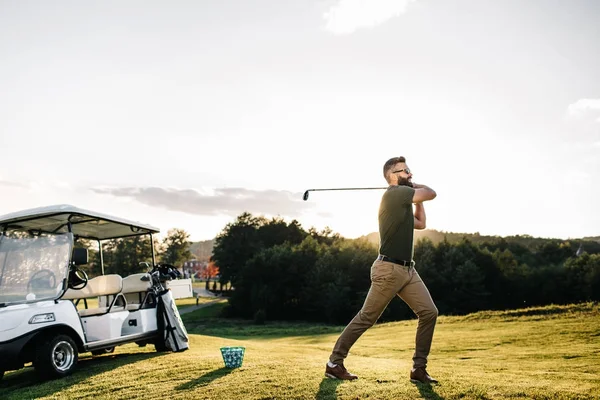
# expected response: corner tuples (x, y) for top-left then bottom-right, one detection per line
(1, 0), (599, 242)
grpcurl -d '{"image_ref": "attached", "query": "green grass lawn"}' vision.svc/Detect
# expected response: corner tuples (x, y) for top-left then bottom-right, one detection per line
(175, 296), (221, 310)
(1, 302), (599, 399)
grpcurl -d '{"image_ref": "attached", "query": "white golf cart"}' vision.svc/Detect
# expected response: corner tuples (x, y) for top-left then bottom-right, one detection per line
(0, 205), (188, 381)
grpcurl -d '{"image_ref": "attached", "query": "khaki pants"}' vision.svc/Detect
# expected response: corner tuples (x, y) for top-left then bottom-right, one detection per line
(329, 259), (438, 369)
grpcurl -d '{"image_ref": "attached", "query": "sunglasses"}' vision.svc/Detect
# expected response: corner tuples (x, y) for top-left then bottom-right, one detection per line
(392, 168), (411, 175)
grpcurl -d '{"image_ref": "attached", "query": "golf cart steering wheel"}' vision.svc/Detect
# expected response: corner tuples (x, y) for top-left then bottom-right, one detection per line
(68, 267), (89, 290)
(27, 269), (57, 293)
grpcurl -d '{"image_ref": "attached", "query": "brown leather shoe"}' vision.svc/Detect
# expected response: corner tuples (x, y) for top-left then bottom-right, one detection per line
(410, 367), (438, 384)
(325, 363), (358, 380)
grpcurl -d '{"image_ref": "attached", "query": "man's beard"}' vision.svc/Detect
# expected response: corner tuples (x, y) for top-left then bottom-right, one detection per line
(398, 177), (413, 187)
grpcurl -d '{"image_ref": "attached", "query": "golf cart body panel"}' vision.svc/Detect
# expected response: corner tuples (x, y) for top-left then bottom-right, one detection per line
(0, 300), (84, 339)
(0, 301), (86, 372)
(0, 205), (176, 380)
(0, 324), (82, 372)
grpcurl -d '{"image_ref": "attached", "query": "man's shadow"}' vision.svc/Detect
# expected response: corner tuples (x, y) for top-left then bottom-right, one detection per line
(414, 382), (444, 400)
(175, 367), (233, 390)
(315, 377), (343, 400)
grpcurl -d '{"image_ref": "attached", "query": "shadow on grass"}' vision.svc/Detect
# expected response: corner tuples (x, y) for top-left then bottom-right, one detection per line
(414, 382), (445, 400)
(175, 367), (233, 390)
(315, 377), (343, 400)
(0, 351), (165, 399)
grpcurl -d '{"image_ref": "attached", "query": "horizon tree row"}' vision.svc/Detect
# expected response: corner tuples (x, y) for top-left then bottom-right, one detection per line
(211, 212), (600, 323)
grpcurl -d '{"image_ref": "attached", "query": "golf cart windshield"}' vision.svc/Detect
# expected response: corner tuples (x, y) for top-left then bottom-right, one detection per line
(0, 232), (73, 306)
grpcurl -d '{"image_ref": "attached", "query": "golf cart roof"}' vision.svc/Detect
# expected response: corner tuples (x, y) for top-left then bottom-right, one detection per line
(0, 204), (160, 240)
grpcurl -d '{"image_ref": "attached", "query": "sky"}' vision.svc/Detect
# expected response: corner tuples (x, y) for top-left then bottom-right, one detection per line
(1, 0), (599, 242)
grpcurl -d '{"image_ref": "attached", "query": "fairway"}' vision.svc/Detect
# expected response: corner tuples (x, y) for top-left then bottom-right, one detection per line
(1, 302), (599, 400)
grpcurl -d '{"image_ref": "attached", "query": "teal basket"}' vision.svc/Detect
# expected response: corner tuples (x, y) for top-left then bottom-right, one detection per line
(220, 346), (245, 368)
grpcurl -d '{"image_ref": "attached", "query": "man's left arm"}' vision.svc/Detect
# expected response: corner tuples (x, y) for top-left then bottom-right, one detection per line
(411, 182), (436, 203)
(414, 203), (426, 230)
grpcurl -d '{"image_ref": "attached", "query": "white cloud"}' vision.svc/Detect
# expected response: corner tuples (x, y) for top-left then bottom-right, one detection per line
(567, 98), (600, 118)
(91, 186), (315, 219)
(323, 0), (416, 35)
(0, 180), (28, 189)
(565, 98), (600, 145)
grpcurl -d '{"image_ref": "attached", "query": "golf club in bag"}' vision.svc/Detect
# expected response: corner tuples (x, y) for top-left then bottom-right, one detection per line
(303, 187), (387, 201)
(142, 263), (189, 352)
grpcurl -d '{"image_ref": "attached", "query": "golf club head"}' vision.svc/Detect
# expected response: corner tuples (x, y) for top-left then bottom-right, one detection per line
(303, 190), (309, 201)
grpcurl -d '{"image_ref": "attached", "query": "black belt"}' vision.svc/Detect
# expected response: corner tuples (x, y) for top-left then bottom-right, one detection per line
(377, 255), (415, 267)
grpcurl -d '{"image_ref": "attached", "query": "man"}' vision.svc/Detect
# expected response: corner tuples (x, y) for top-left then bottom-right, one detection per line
(324, 156), (439, 384)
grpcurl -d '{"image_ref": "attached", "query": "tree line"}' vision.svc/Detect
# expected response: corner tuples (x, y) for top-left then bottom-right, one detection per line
(80, 228), (192, 277)
(211, 212), (600, 324)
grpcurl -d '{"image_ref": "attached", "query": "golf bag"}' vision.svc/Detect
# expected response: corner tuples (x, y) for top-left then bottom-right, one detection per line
(145, 263), (189, 352)
(156, 287), (189, 352)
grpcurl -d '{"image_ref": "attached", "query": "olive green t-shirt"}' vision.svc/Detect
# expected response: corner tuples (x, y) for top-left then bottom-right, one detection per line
(378, 185), (415, 262)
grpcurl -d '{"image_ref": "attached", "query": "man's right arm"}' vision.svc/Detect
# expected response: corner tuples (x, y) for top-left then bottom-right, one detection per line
(412, 183), (436, 203)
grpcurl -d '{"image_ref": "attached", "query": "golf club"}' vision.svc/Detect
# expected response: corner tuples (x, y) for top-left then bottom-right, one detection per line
(303, 187), (387, 201)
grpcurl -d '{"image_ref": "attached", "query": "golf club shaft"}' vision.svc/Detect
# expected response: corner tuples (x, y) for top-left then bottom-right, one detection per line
(308, 187), (387, 191)
(303, 187), (387, 200)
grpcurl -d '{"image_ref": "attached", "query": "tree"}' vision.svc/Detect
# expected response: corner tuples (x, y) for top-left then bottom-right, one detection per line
(202, 261), (220, 290)
(211, 212), (265, 286)
(211, 213), (309, 288)
(101, 236), (154, 276)
(223, 232), (377, 324)
(536, 240), (574, 267)
(565, 253), (600, 302)
(159, 228), (192, 269)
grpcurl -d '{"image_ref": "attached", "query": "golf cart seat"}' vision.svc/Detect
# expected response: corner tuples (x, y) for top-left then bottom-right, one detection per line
(62, 274), (125, 317)
(121, 273), (154, 311)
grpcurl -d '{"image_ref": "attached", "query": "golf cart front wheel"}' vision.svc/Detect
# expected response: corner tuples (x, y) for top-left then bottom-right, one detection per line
(35, 334), (78, 379)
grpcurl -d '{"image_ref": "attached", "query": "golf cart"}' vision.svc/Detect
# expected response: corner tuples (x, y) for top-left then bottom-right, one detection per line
(0, 205), (189, 381)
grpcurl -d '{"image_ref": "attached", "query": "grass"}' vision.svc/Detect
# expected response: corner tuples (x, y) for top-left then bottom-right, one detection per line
(175, 296), (221, 310)
(192, 281), (232, 292)
(1, 302), (599, 399)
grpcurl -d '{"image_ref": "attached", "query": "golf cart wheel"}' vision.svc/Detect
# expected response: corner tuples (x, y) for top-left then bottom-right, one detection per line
(91, 347), (115, 356)
(35, 334), (78, 379)
(0, 370), (4, 381)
